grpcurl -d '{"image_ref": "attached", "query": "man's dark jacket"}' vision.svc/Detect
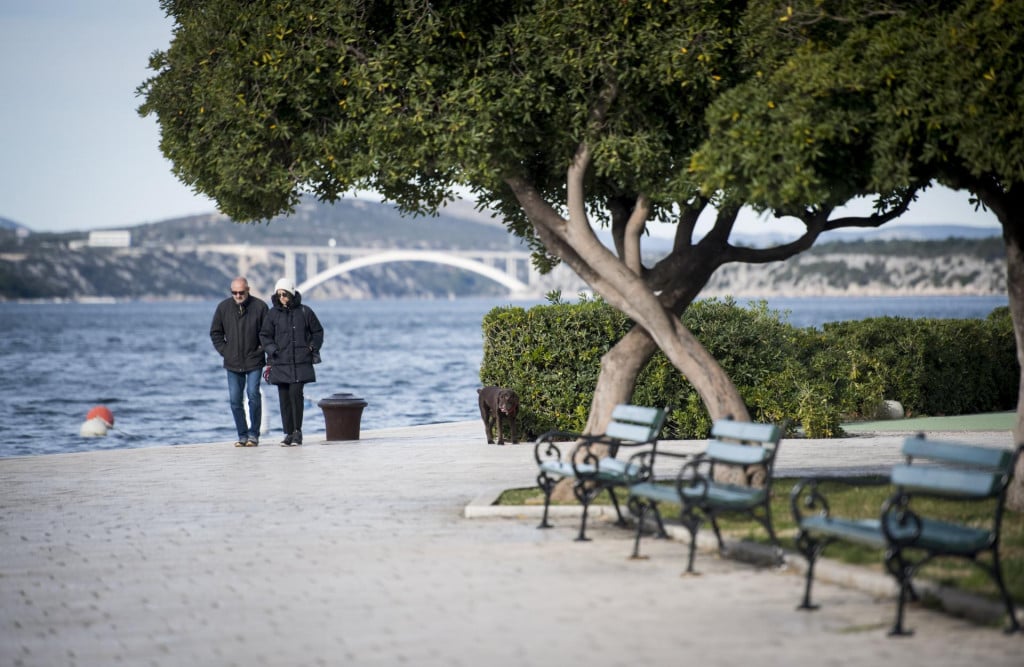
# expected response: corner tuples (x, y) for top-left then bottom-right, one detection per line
(210, 295), (269, 372)
(259, 291), (324, 385)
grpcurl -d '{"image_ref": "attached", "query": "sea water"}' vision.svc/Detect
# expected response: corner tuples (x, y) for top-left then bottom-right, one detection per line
(0, 294), (1007, 457)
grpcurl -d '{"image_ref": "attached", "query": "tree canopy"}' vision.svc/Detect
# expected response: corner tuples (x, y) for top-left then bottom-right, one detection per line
(693, 0), (1024, 214)
(141, 0), (738, 238)
(139, 1), (943, 434)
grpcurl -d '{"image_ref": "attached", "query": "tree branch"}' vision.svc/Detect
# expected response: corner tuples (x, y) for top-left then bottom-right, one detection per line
(622, 194), (650, 275)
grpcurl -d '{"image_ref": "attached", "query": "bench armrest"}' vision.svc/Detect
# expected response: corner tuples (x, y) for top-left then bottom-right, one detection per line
(533, 429), (585, 465)
(625, 448), (691, 485)
(675, 454), (714, 501)
(790, 476), (890, 525)
(568, 436), (651, 479)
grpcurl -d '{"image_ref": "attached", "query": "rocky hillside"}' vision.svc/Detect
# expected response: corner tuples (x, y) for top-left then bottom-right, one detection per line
(0, 199), (1008, 301)
(703, 237), (1005, 297)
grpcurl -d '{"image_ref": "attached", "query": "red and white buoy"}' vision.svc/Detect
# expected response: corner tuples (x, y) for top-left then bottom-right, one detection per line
(80, 405), (115, 437)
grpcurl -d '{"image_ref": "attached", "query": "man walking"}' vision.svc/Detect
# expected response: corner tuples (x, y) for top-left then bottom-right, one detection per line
(210, 276), (269, 447)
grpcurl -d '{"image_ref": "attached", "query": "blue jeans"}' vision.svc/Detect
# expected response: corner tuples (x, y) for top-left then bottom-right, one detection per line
(227, 368), (262, 442)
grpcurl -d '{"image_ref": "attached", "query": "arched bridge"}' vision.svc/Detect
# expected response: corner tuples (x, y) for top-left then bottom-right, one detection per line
(295, 249), (529, 294)
(186, 244), (543, 296)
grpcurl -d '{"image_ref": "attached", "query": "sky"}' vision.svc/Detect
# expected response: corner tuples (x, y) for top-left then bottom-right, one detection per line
(0, 2), (1001, 236)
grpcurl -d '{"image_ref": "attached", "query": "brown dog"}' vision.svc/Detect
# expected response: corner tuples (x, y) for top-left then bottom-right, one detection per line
(478, 386), (520, 445)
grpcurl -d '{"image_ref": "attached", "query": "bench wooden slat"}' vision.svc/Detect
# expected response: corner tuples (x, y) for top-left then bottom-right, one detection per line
(538, 457), (638, 482)
(704, 440), (771, 466)
(711, 420), (781, 444)
(800, 516), (889, 549)
(894, 517), (994, 554)
(534, 403), (667, 542)
(791, 437), (1021, 634)
(680, 482), (767, 509)
(890, 464), (1004, 498)
(902, 436), (1013, 471)
(629, 481), (678, 505)
(610, 404), (665, 425)
(604, 420), (660, 443)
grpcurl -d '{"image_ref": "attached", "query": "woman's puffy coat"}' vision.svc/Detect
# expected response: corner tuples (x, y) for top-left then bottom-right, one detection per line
(259, 291), (324, 385)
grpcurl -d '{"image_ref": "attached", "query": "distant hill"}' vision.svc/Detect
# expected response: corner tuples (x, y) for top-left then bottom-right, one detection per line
(0, 198), (1008, 301)
(0, 216), (28, 232)
(0, 198), (545, 301)
(129, 196), (519, 251)
(725, 223), (1001, 248)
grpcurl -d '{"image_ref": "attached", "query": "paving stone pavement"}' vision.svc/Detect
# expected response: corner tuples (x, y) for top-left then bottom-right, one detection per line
(1, 422), (1020, 667)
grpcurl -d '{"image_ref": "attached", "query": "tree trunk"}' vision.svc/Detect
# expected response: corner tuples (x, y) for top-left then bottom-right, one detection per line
(584, 326), (660, 434)
(1003, 224), (1024, 511)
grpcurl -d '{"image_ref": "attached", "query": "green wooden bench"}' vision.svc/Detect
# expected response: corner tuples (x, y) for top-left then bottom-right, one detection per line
(626, 418), (784, 573)
(791, 434), (1022, 636)
(534, 404), (667, 542)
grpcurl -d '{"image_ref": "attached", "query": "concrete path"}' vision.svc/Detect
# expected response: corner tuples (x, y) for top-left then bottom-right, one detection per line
(1, 423), (1020, 667)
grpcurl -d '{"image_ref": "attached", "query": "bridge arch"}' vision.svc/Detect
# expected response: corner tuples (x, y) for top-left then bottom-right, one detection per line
(296, 250), (530, 295)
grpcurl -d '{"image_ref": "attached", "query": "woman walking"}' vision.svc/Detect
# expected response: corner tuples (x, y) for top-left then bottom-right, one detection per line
(260, 278), (324, 446)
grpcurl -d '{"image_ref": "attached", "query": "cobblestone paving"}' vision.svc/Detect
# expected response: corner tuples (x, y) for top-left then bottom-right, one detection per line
(1, 423), (1019, 666)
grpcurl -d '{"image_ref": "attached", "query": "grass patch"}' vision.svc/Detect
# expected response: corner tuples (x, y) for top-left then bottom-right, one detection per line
(497, 477), (1024, 603)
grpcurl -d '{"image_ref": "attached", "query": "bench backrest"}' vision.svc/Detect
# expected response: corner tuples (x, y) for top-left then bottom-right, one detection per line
(705, 420), (782, 466)
(892, 434), (1018, 499)
(603, 404), (667, 444)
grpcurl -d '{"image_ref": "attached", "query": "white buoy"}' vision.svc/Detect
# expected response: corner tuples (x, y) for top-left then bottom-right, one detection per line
(79, 405), (114, 437)
(79, 416), (110, 437)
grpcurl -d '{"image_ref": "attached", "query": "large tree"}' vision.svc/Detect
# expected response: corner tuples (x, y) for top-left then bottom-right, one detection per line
(138, 0), (907, 444)
(692, 0), (1024, 506)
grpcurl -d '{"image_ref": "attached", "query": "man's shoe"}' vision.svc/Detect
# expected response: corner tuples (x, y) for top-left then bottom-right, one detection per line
(234, 441), (246, 448)
(245, 439), (258, 447)
(291, 430), (303, 445)
(280, 432), (293, 446)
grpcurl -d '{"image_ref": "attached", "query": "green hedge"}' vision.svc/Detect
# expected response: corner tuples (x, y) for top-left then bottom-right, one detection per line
(479, 298), (1017, 440)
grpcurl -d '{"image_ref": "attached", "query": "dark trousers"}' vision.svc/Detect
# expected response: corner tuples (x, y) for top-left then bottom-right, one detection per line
(277, 383), (305, 434)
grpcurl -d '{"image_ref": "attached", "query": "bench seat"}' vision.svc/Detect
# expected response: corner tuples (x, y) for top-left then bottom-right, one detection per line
(630, 480), (768, 511)
(534, 404), (667, 541)
(791, 434), (1021, 636)
(799, 515), (993, 554)
(627, 418), (783, 572)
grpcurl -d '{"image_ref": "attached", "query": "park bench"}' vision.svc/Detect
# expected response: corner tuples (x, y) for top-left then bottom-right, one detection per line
(790, 434), (1022, 636)
(626, 418), (784, 573)
(534, 404), (667, 542)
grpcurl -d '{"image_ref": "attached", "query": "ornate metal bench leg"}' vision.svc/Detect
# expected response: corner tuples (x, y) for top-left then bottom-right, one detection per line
(989, 550), (1021, 634)
(794, 531), (822, 610)
(651, 503), (669, 539)
(681, 507), (701, 574)
(573, 481), (596, 542)
(575, 502), (592, 542)
(885, 550), (914, 637)
(761, 503), (784, 566)
(630, 501), (648, 559)
(536, 472), (555, 529)
(608, 487), (628, 527)
(708, 515), (726, 553)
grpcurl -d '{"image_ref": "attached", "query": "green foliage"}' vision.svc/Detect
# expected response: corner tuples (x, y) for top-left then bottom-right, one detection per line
(693, 1), (1024, 213)
(481, 300), (1017, 439)
(480, 298), (629, 437)
(140, 0), (742, 230)
(818, 310), (1017, 417)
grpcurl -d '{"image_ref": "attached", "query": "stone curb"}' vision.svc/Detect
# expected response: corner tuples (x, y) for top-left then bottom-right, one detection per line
(464, 491), (1013, 628)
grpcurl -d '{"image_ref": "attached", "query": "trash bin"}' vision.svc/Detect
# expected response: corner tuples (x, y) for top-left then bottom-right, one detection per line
(318, 393), (368, 441)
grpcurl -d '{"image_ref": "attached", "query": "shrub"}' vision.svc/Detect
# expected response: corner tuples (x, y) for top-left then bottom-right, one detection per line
(479, 298), (1016, 439)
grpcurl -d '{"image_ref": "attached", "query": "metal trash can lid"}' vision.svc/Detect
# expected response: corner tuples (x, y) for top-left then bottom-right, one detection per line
(317, 392), (368, 408)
